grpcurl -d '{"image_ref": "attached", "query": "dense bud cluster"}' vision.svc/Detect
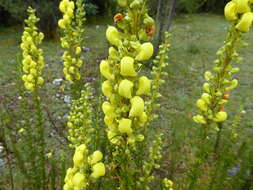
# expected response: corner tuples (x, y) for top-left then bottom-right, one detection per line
(58, 0), (86, 82)
(193, 1), (250, 127)
(67, 85), (93, 147)
(20, 7), (44, 91)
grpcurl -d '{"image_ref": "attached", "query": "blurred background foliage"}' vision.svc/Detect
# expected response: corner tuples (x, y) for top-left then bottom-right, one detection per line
(0, 0), (229, 35)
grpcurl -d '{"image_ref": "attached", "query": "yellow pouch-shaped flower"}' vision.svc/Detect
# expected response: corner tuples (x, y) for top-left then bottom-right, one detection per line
(236, 12), (253, 32)
(102, 80), (113, 98)
(106, 26), (121, 47)
(118, 118), (133, 134)
(129, 96), (144, 117)
(91, 162), (106, 178)
(139, 112), (148, 125)
(136, 76), (151, 95)
(193, 115), (207, 124)
(59, 0), (69, 13)
(73, 151), (84, 168)
(135, 42), (154, 61)
(224, 1), (237, 21)
(201, 93), (211, 104)
(76, 144), (87, 153)
(102, 102), (115, 118)
(100, 60), (114, 80)
(107, 130), (119, 144)
(90, 151), (103, 164)
(233, 0), (250, 13)
(72, 172), (86, 189)
(64, 168), (75, 183)
(118, 79), (134, 99)
(104, 116), (115, 128)
(120, 56), (137, 77)
(213, 111), (227, 122)
(196, 99), (208, 111)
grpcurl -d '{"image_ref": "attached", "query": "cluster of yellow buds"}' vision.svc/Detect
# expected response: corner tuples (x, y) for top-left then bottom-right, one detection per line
(58, 0), (85, 82)
(225, 0), (253, 32)
(20, 7), (44, 92)
(67, 85), (93, 148)
(147, 32), (171, 122)
(163, 178), (174, 190)
(63, 144), (105, 190)
(193, 1), (250, 127)
(138, 133), (163, 188)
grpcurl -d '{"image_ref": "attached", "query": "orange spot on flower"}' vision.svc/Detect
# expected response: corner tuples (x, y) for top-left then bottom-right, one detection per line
(114, 13), (124, 23)
(146, 25), (156, 36)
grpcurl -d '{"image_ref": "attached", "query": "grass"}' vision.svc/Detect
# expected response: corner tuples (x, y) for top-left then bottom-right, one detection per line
(0, 13), (253, 189)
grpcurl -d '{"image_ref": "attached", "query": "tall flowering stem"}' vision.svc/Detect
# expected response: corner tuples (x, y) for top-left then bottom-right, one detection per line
(58, 0), (86, 86)
(99, 0), (174, 188)
(193, 0), (253, 132)
(20, 7), (46, 189)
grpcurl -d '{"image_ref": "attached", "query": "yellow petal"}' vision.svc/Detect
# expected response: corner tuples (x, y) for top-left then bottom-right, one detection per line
(100, 60), (114, 80)
(236, 12), (253, 32)
(135, 42), (154, 61)
(139, 112), (148, 125)
(118, 79), (134, 99)
(91, 162), (106, 178)
(102, 102), (115, 118)
(106, 26), (121, 46)
(120, 56), (137, 77)
(224, 1), (237, 21)
(73, 151), (84, 168)
(193, 115), (207, 124)
(90, 151), (103, 164)
(136, 76), (151, 95)
(129, 96), (144, 117)
(102, 80), (113, 98)
(72, 172), (86, 188)
(196, 99), (208, 111)
(234, 0), (250, 13)
(213, 111), (227, 122)
(118, 118), (133, 134)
